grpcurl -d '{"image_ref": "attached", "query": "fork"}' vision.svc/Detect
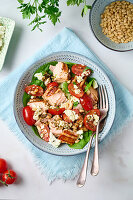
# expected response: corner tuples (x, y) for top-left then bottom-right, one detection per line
(76, 85), (108, 187)
(90, 85), (108, 176)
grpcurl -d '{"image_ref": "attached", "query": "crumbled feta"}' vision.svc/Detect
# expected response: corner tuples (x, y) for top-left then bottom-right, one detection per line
(76, 76), (83, 83)
(58, 120), (66, 127)
(44, 78), (51, 86)
(48, 132), (61, 148)
(76, 130), (83, 139)
(87, 114), (99, 126)
(93, 114), (99, 126)
(60, 100), (73, 109)
(33, 107), (42, 121)
(73, 85), (81, 94)
(30, 96), (35, 99)
(70, 96), (80, 103)
(81, 70), (90, 78)
(34, 72), (44, 81)
(64, 110), (79, 121)
(0, 25), (5, 50)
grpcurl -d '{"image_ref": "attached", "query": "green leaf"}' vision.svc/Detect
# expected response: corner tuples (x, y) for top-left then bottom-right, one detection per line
(17, 0), (23, 3)
(23, 92), (31, 107)
(60, 82), (70, 94)
(67, 0), (84, 6)
(68, 131), (93, 149)
(73, 101), (79, 107)
(84, 77), (95, 92)
(32, 126), (41, 138)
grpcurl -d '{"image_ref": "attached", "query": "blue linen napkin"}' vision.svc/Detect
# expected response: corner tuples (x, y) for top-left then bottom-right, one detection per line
(0, 28), (133, 182)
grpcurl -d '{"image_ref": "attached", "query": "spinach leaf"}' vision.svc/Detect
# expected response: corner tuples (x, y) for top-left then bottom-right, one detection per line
(23, 92), (31, 107)
(68, 131), (93, 149)
(84, 77), (95, 92)
(73, 101), (79, 107)
(60, 82), (69, 94)
(32, 126), (41, 138)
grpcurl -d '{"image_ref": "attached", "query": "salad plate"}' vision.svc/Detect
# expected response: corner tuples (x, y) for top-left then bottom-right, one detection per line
(14, 52), (115, 156)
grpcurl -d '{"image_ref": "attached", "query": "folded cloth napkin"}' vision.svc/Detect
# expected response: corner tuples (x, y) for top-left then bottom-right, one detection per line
(0, 28), (133, 182)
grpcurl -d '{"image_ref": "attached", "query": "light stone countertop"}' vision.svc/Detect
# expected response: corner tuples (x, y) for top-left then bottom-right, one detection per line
(0, 1), (133, 200)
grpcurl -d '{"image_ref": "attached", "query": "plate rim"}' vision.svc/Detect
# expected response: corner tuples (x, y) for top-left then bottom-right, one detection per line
(14, 51), (116, 156)
(89, 0), (133, 52)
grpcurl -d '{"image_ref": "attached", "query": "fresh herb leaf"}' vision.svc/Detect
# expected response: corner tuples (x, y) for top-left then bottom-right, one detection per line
(73, 101), (79, 107)
(73, 82), (76, 85)
(68, 131), (93, 149)
(17, 0), (92, 31)
(83, 66), (88, 72)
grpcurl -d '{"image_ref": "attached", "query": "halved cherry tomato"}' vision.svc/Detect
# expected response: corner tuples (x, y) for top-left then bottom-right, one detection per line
(39, 124), (50, 142)
(2, 170), (17, 185)
(23, 106), (36, 126)
(25, 85), (44, 96)
(48, 108), (65, 115)
(68, 83), (84, 98)
(47, 81), (58, 88)
(72, 64), (91, 76)
(0, 158), (7, 173)
(84, 109), (100, 131)
(80, 93), (93, 111)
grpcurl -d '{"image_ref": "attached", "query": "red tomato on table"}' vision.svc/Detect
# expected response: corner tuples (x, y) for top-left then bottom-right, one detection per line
(68, 83), (84, 98)
(25, 85), (44, 96)
(2, 170), (17, 185)
(23, 106), (36, 126)
(0, 158), (7, 173)
(80, 93), (93, 111)
(48, 108), (65, 115)
(84, 109), (100, 131)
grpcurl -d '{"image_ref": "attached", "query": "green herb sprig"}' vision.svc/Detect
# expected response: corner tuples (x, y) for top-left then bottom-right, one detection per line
(17, 0), (92, 31)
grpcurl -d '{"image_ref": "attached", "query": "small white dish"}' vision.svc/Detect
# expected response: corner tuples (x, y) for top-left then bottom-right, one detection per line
(0, 17), (15, 70)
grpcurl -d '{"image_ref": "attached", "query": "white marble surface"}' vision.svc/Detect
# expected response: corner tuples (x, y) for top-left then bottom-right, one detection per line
(0, 1), (133, 200)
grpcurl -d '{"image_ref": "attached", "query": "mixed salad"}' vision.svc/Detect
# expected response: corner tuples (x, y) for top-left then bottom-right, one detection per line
(23, 61), (100, 149)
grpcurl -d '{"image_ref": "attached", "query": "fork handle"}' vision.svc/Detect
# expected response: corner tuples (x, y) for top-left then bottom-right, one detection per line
(77, 134), (94, 187)
(90, 122), (100, 176)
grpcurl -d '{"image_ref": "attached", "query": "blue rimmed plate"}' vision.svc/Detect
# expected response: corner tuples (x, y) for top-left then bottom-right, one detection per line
(14, 52), (115, 156)
(89, 0), (133, 52)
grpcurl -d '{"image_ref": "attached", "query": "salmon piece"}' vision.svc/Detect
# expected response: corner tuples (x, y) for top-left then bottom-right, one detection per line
(50, 62), (70, 83)
(89, 86), (98, 105)
(49, 115), (63, 137)
(42, 87), (67, 106)
(27, 100), (49, 114)
(35, 120), (50, 142)
(58, 129), (78, 145)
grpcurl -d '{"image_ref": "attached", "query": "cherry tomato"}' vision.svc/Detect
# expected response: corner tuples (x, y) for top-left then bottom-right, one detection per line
(23, 106), (36, 126)
(25, 85), (43, 96)
(48, 108), (65, 115)
(80, 93), (93, 111)
(68, 83), (84, 98)
(0, 158), (7, 173)
(39, 124), (50, 142)
(47, 82), (58, 88)
(72, 64), (91, 76)
(84, 109), (100, 131)
(2, 170), (17, 185)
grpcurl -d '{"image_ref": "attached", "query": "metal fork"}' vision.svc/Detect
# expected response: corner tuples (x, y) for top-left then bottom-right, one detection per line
(76, 85), (108, 187)
(90, 85), (109, 176)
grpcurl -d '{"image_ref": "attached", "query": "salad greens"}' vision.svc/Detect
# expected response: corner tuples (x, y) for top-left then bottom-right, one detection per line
(84, 77), (95, 93)
(73, 101), (79, 107)
(23, 61), (96, 149)
(68, 131), (93, 149)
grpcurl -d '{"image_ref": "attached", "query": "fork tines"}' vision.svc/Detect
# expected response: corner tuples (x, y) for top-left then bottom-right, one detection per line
(98, 85), (109, 111)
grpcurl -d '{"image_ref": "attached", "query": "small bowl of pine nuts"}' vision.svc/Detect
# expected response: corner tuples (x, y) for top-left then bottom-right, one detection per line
(89, 0), (133, 51)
